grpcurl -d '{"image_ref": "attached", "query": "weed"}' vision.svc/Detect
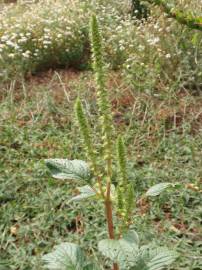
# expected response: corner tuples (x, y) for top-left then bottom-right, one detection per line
(42, 15), (180, 270)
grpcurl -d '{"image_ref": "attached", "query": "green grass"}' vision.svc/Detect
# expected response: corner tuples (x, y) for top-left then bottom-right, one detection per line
(0, 71), (201, 269)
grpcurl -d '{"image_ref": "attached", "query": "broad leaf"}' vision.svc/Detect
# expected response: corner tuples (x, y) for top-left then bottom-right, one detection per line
(146, 183), (173, 197)
(133, 245), (178, 270)
(45, 159), (90, 181)
(70, 185), (96, 202)
(98, 231), (139, 268)
(147, 249), (178, 270)
(123, 230), (139, 246)
(43, 242), (86, 270)
(99, 236), (177, 270)
(98, 239), (119, 261)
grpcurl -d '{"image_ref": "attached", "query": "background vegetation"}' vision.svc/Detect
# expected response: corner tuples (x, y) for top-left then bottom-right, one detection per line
(0, 0), (201, 269)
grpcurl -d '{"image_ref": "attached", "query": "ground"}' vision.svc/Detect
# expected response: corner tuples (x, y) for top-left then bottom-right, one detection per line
(0, 70), (202, 269)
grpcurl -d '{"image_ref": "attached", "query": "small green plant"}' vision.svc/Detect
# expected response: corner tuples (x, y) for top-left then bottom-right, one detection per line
(43, 15), (178, 270)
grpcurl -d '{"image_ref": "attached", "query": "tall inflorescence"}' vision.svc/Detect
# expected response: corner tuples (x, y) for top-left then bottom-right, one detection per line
(90, 15), (113, 182)
(117, 136), (134, 233)
(75, 98), (98, 176)
(117, 136), (128, 191)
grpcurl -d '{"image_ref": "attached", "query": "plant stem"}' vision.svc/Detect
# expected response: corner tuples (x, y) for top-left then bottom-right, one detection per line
(105, 199), (114, 236)
(105, 182), (119, 270)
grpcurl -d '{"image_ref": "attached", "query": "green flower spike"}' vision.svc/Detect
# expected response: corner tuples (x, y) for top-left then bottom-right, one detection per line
(75, 98), (97, 174)
(90, 15), (113, 179)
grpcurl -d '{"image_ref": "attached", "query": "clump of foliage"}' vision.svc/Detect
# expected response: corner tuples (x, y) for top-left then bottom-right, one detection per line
(0, 0), (131, 79)
(0, 0), (90, 79)
(43, 15), (178, 270)
(0, 0), (201, 95)
(145, 0), (202, 31)
(123, 12), (202, 93)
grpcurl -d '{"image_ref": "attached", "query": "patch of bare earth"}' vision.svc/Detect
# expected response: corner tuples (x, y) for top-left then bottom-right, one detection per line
(2, 69), (202, 135)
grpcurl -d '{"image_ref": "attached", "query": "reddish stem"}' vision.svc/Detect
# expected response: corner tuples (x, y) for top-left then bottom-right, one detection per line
(105, 185), (119, 270)
(105, 199), (115, 239)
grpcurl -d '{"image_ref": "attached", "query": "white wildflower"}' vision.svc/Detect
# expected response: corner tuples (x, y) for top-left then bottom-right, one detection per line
(8, 53), (15, 58)
(43, 40), (52, 45)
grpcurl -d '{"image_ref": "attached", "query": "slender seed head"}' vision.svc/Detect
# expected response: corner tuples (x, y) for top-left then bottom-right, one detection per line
(117, 186), (124, 214)
(117, 136), (127, 188)
(90, 14), (113, 178)
(125, 183), (135, 222)
(90, 14), (104, 76)
(74, 98), (97, 173)
(75, 98), (91, 148)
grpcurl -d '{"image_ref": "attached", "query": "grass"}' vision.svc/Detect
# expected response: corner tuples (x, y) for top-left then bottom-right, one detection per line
(0, 70), (202, 269)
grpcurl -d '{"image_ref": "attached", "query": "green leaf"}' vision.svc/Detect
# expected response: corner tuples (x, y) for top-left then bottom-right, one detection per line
(98, 231), (139, 268)
(147, 250), (178, 270)
(70, 185), (96, 202)
(45, 159), (90, 181)
(42, 242), (86, 270)
(122, 230), (139, 246)
(98, 237), (177, 270)
(98, 239), (120, 262)
(138, 245), (178, 270)
(146, 183), (173, 197)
